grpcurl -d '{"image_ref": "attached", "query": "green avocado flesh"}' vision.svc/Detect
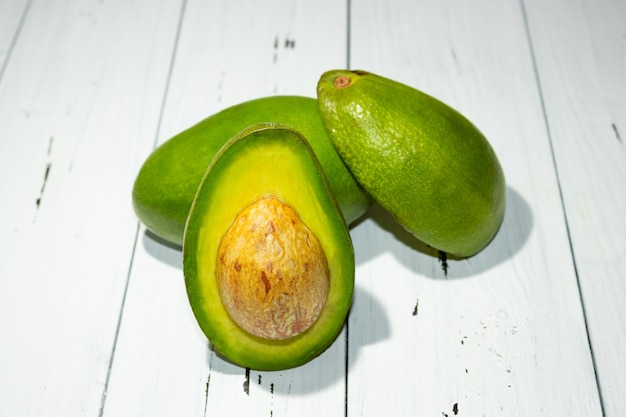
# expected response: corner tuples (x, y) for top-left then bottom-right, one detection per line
(183, 124), (355, 371)
(132, 96), (371, 246)
(317, 70), (506, 257)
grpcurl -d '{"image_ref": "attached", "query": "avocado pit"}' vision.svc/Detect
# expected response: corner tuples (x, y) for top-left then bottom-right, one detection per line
(216, 197), (330, 340)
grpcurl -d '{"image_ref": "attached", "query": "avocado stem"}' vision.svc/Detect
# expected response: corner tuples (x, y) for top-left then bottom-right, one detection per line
(333, 75), (352, 89)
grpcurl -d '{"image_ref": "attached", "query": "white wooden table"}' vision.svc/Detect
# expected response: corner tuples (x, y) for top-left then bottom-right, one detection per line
(1, 0), (624, 415)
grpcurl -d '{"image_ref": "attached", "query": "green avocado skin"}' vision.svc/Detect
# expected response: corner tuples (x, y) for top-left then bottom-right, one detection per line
(317, 70), (506, 257)
(132, 96), (371, 246)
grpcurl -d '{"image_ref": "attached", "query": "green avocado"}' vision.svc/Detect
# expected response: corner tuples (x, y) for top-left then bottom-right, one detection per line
(132, 96), (371, 246)
(317, 70), (506, 257)
(183, 123), (354, 371)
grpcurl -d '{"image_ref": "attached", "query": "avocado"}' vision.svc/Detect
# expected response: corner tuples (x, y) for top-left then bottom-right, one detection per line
(183, 123), (355, 371)
(317, 70), (506, 257)
(132, 96), (371, 246)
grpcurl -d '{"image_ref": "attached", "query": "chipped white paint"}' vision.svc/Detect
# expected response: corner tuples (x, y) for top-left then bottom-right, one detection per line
(0, 0), (624, 416)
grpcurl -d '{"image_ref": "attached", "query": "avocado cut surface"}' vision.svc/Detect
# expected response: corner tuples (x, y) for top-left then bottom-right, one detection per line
(183, 123), (355, 371)
(317, 70), (506, 257)
(132, 96), (371, 246)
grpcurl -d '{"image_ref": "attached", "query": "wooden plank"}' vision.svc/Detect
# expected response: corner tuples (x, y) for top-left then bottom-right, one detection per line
(100, 1), (350, 416)
(523, 0), (626, 414)
(0, 0), (183, 415)
(346, 0), (603, 415)
(0, 0), (30, 70)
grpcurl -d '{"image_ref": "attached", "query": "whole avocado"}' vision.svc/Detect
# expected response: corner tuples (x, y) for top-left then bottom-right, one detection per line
(317, 70), (506, 257)
(133, 96), (371, 246)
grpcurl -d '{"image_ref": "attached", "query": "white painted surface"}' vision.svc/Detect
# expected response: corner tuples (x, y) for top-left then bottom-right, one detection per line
(524, 0), (626, 414)
(0, 0), (624, 416)
(0, 0), (29, 70)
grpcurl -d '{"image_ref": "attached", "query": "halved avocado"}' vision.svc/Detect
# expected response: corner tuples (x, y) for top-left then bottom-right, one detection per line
(183, 123), (354, 371)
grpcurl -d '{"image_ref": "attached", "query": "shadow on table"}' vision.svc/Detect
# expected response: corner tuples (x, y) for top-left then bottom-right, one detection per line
(142, 230), (182, 268)
(354, 185), (533, 279)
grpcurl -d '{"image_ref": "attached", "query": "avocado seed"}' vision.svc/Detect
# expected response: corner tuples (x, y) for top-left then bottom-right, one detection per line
(216, 197), (330, 340)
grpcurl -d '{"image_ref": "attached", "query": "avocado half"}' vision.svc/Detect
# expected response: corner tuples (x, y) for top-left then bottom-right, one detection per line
(183, 123), (355, 371)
